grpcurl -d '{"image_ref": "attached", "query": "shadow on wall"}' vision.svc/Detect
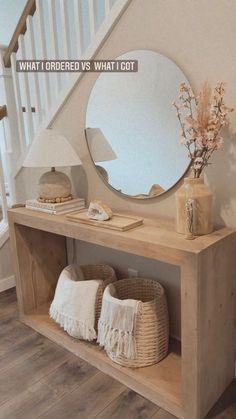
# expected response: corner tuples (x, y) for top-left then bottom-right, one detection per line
(71, 165), (88, 202)
(207, 126), (236, 228)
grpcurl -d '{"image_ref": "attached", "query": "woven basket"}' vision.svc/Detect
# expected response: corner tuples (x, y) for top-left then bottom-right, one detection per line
(80, 264), (117, 330)
(106, 278), (169, 368)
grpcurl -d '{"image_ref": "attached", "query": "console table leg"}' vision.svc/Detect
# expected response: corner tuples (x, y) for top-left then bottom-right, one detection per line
(182, 235), (236, 419)
(182, 255), (199, 419)
(9, 222), (67, 315)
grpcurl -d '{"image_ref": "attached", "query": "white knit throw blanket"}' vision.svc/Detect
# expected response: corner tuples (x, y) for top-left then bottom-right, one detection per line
(49, 265), (102, 341)
(97, 283), (140, 359)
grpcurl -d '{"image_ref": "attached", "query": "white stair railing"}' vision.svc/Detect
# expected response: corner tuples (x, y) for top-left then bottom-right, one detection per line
(3, 0), (131, 178)
(0, 48), (21, 248)
(48, 1), (62, 91)
(74, 0), (84, 58)
(0, 49), (17, 211)
(0, 0), (132, 252)
(0, 145), (8, 220)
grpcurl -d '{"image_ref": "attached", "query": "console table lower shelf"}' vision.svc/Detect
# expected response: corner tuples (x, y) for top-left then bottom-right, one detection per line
(8, 208), (236, 419)
(21, 303), (182, 418)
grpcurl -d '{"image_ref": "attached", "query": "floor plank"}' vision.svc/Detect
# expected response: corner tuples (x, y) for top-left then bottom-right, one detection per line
(0, 333), (46, 372)
(0, 317), (36, 353)
(39, 372), (125, 419)
(0, 358), (97, 419)
(0, 380), (59, 419)
(0, 288), (16, 306)
(0, 288), (18, 318)
(0, 339), (70, 405)
(205, 380), (236, 419)
(41, 357), (97, 398)
(95, 388), (159, 419)
(151, 408), (177, 418)
(0, 299), (17, 319)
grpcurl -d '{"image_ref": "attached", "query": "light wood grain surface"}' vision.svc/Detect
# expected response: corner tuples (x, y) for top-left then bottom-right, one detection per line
(8, 207), (236, 419)
(21, 302), (182, 416)
(66, 210), (143, 231)
(8, 207), (236, 265)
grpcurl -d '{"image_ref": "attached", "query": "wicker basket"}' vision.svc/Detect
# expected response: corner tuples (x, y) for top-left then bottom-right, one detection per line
(106, 278), (169, 368)
(80, 264), (117, 330)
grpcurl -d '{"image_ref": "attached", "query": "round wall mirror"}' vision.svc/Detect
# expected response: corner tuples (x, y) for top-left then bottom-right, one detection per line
(85, 50), (190, 199)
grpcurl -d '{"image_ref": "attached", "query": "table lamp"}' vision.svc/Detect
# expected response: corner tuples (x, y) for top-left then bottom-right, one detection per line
(23, 129), (82, 203)
(85, 128), (117, 182)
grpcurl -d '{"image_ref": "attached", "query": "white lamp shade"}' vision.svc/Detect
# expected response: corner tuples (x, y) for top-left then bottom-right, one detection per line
(23, 129), (82, 168)
(85, 128), (117, 162)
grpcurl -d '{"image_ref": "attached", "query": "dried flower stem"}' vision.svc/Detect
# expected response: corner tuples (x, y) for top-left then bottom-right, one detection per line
(173, 81), (233, 177)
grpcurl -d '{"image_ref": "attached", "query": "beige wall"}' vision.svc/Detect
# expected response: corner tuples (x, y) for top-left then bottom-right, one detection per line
(53, 0), (236, 226)
(18, 0), (236, 336)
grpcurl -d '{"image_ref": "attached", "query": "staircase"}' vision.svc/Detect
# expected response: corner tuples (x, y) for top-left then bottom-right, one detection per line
(2, 0), (131, 177)
(0, 0), (131, 256)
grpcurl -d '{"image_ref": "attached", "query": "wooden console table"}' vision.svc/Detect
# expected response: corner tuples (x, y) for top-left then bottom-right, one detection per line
(8, 207), (236, 419)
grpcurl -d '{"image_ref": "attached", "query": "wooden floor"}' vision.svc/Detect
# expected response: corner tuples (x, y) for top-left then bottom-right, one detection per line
(0, 289), (235, 419)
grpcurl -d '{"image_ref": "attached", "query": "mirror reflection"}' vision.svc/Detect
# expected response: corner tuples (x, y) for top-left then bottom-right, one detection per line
(86, 50), (190, 198)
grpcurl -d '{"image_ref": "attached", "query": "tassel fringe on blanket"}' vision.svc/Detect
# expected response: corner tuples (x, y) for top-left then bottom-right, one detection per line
(97, 284), (140, 359)
(50, 303), (97, 341)
(97, 321), (137, 359)
(49, 264), (102, 341)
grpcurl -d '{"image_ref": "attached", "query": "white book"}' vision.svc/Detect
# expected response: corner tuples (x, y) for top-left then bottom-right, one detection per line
(26, 198), (85, 211)
(26, 204), (85, 215)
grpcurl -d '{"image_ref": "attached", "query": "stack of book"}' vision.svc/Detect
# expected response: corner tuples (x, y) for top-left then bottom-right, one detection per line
(26, 197), (85, 214)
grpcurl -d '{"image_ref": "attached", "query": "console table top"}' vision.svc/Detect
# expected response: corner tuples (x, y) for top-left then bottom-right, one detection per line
(8, 207), (236, 266)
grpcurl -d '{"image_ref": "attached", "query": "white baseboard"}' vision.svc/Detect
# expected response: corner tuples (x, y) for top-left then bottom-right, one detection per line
(0, 275), (15, 292)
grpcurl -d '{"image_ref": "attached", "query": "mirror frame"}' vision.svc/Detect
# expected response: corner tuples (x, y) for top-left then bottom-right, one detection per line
(85, 49), (192, 200)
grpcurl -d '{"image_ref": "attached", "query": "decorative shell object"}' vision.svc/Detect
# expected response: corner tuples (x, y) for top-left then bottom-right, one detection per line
(88, 200), (113, 221)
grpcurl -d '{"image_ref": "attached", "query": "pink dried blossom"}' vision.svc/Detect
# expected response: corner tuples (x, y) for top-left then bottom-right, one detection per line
(173, 81), (234, 178)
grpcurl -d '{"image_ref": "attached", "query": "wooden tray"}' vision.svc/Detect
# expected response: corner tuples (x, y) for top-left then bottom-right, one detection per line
(66, 210), (143, 231)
